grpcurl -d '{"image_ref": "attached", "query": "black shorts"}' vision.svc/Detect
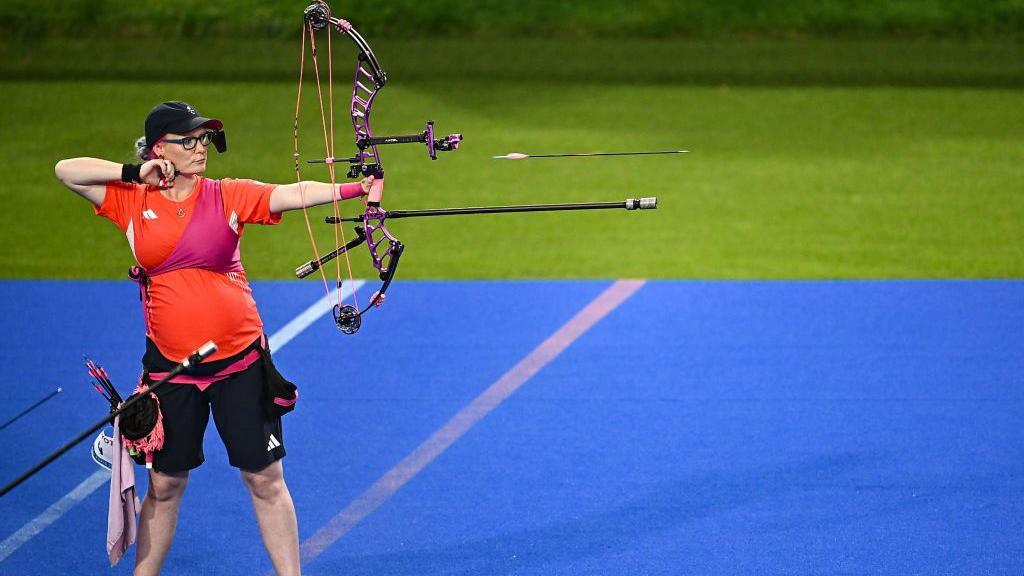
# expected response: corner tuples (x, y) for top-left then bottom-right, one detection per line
(135, 338), (286, 473)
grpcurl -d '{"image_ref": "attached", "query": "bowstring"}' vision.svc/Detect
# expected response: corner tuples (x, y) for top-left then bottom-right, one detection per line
(307, 20), (359, 315)
(294, 22), (333, 302)
(326, 22), (344, 311)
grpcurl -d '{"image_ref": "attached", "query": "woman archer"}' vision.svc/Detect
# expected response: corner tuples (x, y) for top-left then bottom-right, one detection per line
(54, 100), (370, 576)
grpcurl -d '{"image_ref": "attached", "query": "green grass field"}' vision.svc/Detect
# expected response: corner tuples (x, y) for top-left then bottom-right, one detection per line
(4, 0), (1023, 39)
(1, 39), (1021, 279)
(4, 38), (1022, 86)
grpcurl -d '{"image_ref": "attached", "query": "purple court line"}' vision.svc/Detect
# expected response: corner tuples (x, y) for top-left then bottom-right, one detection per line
(297, 279), (646, 565)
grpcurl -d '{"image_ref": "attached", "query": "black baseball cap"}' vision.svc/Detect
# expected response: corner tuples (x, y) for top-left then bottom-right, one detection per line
(145, 101), (223, 148)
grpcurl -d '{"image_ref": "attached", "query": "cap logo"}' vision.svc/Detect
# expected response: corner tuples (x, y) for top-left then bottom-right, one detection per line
(186, 105), (196, 114)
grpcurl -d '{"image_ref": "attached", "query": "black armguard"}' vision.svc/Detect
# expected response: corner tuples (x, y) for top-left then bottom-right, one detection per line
(121, 163), (144, 184)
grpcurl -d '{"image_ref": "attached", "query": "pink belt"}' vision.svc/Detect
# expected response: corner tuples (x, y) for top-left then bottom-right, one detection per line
(148, 347), (261, 391)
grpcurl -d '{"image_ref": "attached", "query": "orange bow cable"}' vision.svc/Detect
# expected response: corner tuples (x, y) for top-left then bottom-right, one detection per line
(297, 18), (360, 316)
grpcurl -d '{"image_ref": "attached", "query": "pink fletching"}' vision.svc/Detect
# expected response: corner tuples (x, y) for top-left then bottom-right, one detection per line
(500, 153), (529, 160)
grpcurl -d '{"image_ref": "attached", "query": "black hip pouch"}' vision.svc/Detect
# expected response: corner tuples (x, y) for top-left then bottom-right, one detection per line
(258, 345), (298, 418)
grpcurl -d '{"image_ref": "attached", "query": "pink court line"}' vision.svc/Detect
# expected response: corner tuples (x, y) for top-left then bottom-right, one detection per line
(298, 279), (646, 565)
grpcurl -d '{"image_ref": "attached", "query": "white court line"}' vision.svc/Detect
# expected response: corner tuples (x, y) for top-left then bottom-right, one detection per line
(269, 280), (365, 351)
(0, 280), (363, 564)
(0, 470), (109, 562)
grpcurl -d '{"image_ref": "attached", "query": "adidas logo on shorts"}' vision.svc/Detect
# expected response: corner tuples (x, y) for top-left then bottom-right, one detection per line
(267, 434), (281, 452)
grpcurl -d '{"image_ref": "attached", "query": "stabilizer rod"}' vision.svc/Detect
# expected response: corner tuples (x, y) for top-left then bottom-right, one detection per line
(325, 197), (657, 224)
(295, 226), (367, 279)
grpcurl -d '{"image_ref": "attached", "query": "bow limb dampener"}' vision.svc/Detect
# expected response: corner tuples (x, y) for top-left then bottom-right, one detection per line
(293, 0), (462, 335)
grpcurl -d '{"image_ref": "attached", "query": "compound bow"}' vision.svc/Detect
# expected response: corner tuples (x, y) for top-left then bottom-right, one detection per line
(294, 0), (462, 335)
(293, 1), (660, 336)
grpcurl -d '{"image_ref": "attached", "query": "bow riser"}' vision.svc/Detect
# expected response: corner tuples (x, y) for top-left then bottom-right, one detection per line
(349, 62), (383, 178)
(361, 211), (402, 280)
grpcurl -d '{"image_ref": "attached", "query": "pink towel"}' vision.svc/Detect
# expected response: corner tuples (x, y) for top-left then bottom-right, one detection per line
(107, 416), (140, 566)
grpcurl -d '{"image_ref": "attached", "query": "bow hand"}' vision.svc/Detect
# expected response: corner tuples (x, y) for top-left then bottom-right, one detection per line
(365, 173), (384, 206)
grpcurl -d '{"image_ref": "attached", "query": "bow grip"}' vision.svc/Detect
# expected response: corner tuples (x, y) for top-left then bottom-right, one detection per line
(367, 175), (385, 205)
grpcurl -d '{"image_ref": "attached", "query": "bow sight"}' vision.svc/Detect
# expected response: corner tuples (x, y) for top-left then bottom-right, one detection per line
(309, 120), (463, 179)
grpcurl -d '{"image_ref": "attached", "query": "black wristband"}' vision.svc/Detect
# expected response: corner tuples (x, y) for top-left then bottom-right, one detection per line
(121, 163), (144, 184)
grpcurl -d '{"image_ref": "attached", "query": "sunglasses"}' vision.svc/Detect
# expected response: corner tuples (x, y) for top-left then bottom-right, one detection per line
(161, 130), (222, 151)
